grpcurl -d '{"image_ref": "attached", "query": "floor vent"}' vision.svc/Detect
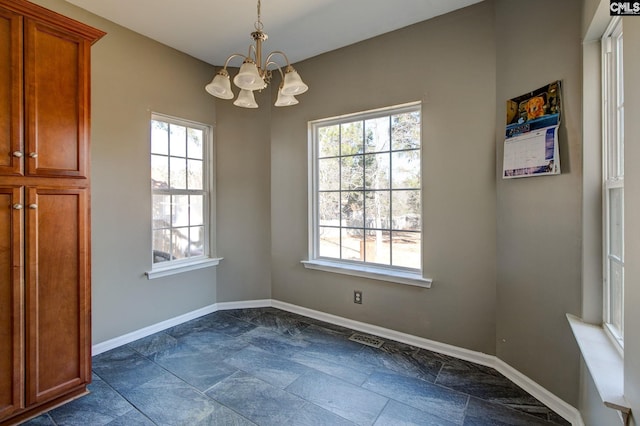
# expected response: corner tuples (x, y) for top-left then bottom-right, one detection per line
(349, 333), (384, 348)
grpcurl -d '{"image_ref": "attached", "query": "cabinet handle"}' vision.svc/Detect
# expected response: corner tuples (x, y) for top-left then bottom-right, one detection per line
(29, 204), (37, 209)
(29, 152), (38, 158)
(13, 204), (23, 210)
(13, 151), (23, 158)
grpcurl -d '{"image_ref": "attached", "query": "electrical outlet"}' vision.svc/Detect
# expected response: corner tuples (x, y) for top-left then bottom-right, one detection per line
(354, 290), (362, 304)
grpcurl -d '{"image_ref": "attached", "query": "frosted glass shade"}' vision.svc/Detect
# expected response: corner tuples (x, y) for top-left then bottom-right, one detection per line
(205, 70), (233, 99)
(233, 61), (266, 90)
(233, 89), (259, 108)
(281, 67), (308, 96)
(274, 87), (298, 107)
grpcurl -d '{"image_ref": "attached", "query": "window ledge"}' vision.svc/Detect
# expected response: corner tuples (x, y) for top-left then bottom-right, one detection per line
(146, 257), (223, 280)
(301, 259), (432, 288)
(566, 314), (631, 424)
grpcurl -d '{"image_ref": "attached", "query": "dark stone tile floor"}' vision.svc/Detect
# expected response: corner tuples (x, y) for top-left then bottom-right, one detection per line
(24, 307), (571, 425)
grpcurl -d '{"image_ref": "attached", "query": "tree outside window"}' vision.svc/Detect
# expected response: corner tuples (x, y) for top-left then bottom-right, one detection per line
(312, 103), (422, 271)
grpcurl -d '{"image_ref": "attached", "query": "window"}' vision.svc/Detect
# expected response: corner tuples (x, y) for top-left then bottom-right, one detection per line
(602, 18), (624, 347)
(306, 102), (428, 286)
(149, 113), (217, 277)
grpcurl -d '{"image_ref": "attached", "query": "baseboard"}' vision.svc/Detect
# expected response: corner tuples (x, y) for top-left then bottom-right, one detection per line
(216, 299), (272, 310)
(271, 300), (497, 368)
(92, 303), (219, 356)
(270, 299), (583, 426)
(91, 298), (583, 425)
(493, 359), (585, 426)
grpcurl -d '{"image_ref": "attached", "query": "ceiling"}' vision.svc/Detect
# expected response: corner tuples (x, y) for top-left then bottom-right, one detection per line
(64, 0), (483, 66)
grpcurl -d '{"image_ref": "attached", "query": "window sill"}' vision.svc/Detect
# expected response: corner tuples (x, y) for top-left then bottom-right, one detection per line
(146, 257), (223, 280)
(566, 314), (631, 423)
(301, 259), (432, 288)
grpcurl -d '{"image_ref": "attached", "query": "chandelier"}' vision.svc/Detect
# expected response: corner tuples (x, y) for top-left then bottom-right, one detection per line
(205, 0), (308, 108)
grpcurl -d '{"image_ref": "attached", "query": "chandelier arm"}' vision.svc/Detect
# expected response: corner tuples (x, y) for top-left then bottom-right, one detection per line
(265, 50), (292, 69)
(222, 53), (249, 69)
(265, 61), (284, 77)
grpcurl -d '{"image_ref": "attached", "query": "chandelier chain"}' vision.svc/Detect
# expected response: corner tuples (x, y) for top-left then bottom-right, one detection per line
(255, 0), (264, 31)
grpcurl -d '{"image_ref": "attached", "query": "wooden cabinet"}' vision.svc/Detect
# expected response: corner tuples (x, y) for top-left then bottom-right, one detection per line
(0, 1), (104, 424)
(25, 188), (91, 406)
(0, 5), (22, 176)
(0, 186), (23, 421)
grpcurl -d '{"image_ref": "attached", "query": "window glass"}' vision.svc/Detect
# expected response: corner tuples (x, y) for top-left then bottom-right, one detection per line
(151, 114), (211, 266)
(311, 103), (422, 271)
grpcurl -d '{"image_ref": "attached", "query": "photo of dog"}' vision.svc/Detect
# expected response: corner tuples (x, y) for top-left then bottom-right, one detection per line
(525, 96), (545, 120)
(506, 81), (561, 128)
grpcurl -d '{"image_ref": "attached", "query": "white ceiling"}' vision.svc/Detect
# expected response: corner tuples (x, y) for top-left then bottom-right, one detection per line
(64, 0), (483, 66)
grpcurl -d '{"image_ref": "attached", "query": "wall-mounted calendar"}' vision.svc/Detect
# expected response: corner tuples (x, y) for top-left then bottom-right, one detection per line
(503, 81), (561, 178)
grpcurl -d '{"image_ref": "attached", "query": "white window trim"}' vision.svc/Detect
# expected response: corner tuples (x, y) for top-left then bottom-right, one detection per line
(568, 15), (628, 425)
(305, 101), (431, 287)
(302, 259), (432, 288)
(146, 257), (223, 280)
(567, 315), (630, 423)
(147, 112), (219, 278)
(601, 16), (624, 348)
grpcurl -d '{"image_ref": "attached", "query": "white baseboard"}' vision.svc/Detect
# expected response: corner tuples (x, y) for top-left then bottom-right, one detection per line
(91, 300), (271, 356)
(271, 300), (497, 368)
(270, 300), (583, 426)
(92, 304), (219, 356)
(216, 299), (272, 310)
(493, 359), (584, 426)
(91, 298), (583, 425)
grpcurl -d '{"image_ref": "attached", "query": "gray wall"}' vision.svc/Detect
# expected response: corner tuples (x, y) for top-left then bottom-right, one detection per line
(271, 2), (498, 354)
(494, 0), (582, 405)
(29, 0), (219, 344)
(216, 91), (272, 303)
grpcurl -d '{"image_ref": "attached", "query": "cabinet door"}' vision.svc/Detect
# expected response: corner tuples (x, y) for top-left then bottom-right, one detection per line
(0, 6), (23, 176)
(24, 19), (91, 178)
(0, 187), (24, 420)
(25, 187), (90, 404)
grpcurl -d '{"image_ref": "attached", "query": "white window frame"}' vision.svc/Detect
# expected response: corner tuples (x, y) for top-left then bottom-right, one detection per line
(146, 113), (220, 279)
(602, 17), (624, 349)
(567, 14), (630, 423)
(303, 102), (431, 288)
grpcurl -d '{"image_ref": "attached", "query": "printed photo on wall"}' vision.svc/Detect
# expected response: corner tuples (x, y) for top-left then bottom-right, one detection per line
(503, 80), (561, 178)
